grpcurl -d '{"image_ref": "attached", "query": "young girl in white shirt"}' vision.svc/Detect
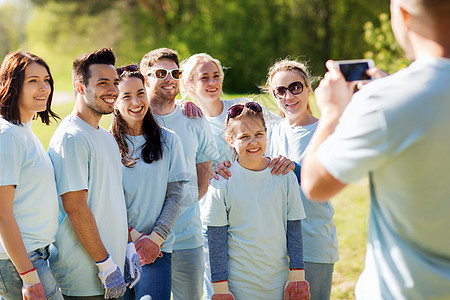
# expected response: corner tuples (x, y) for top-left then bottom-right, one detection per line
(203, 102), (310, 300)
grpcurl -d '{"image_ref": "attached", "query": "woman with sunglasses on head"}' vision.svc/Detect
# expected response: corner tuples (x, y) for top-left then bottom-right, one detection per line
(110, 66), (189, 300)
(263, 59), (339, 300)
(0, 51), (63, 300)
(203, 102), (310, 299)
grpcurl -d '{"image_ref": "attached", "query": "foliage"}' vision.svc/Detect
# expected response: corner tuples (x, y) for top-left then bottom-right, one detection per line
(364, 13), (411, 74)
(24, 0), (389, 93)
(0, 1), (32, 59)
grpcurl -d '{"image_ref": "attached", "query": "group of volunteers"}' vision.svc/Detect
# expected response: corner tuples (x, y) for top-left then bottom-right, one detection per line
(1, 0), (450, 300)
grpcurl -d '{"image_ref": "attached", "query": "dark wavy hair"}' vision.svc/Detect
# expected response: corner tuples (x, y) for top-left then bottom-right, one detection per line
(0, 50), (58, 125)
(111, 70), (164, 167)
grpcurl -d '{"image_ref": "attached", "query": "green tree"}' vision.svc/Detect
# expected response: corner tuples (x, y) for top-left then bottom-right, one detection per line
(364, 13), (410, 74)
(0, 0), (31, 60)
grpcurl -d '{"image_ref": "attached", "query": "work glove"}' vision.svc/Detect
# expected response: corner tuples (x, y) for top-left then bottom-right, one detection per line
(212, 281), (235, 300)
(96, 254), (126, 299)
(20, 268), (45, 300)
(134, 231), (164, 266)
(124, 242), (142, 288)
(283, 269), (310, 300)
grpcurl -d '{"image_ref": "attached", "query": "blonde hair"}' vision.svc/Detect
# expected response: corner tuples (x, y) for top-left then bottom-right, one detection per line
(180, 53), (224, 101)
(263, 58), (314, 115)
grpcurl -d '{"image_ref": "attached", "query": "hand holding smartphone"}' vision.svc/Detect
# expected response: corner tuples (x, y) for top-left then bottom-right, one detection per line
(334, 59), (375, 82)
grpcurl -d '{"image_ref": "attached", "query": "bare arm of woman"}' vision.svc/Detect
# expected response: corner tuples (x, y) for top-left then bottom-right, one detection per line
(197, 161), (213, 199)
(0, 185), (45, 299)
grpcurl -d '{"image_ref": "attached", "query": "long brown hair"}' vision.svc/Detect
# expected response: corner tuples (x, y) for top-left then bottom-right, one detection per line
(0, 50), (58, 125)
(110, 71), (164, 167)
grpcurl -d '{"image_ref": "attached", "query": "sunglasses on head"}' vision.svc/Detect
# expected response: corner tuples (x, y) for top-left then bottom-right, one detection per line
(116, 64), (139, 76)
(273, 81), (304, 99)
(227, 102), (262, 123)
(147, 68), (182, 80)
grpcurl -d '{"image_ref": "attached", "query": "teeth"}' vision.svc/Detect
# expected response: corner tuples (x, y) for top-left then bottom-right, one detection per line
(162, 86), (174, 90)
(286, 101), (299, 107)
(35, 97), (47, 100)
(248, 148), (259, 153)
(103, 97), (115, 103)
(130, 107), (142, 113)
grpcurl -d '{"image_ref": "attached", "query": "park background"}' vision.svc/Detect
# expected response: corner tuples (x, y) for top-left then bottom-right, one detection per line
(1, 0), (411, 298)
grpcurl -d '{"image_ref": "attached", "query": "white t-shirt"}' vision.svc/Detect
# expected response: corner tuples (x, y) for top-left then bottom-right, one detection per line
(153, 105), (219, 250)
(203, 161), (305, 299)
(48, 115), (128, 296)
(318, 56), (450, 299)
(122, 128), (189, 253)
(0, 118), (58, 259)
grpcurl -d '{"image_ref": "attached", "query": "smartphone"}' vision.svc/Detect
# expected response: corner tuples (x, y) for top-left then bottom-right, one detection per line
(334, 59), (375, 82)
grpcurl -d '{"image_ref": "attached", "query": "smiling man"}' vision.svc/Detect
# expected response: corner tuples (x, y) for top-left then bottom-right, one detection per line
(48, 48), (131, 299)
(140, 48), (219, 300)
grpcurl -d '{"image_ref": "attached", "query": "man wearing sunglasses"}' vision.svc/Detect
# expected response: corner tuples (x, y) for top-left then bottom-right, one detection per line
(140, 48), (219, 300)
(302, 0), (450, 299)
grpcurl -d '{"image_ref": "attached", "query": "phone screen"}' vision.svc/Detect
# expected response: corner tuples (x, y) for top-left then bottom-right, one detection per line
(339, 62), (371, 81)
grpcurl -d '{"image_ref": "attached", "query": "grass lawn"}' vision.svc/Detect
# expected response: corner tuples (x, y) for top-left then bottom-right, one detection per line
(33, 93), (369, 299)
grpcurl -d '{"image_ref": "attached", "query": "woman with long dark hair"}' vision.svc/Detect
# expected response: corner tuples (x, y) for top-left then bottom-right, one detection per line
(110, 67), (188, 300)
(0, 51), (63, 300)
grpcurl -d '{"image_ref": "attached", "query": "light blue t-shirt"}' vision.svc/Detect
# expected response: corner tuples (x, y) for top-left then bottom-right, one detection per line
(205, 98), (279, 167)
(48, 115), (128, 296)
(153, 105), (219, 250)
(203, 161), (306, 299)
(122, 128), (189, 253)
(267, 119), (339, 264)
(0, 118), (58, 259)
(318, 56), (450, 299)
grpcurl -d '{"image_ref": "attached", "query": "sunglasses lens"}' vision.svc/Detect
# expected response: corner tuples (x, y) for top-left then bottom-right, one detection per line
(245, 102), (262, 113)
(126, 65), (139, 72)
(289, 81), (303, 95)
(274, 86), (287, 98)
(228, 104), (244, 118)
(154, 69), (168, 79)
(171, 70), (182, 79)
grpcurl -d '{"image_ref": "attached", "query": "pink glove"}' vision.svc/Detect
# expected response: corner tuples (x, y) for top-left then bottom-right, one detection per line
(20, 268), (45, 300)
(211, 294), (235, 300)
(283, 280), (310, 300)
(134, 232), (164, 266)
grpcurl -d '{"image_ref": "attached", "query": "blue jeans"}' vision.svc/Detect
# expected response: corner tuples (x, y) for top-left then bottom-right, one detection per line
(202, 229), (213, 300)
(304, 262), (334, 300)
(0, 246), (63, 300)
(124, 252), (172, 300)
(171, 247), (204, 300)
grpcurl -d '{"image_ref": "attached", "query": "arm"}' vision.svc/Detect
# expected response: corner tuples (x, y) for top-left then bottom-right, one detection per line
(153, 181), (184, 239)
(60, 190), (108, 262)
(0, 186), (45, 299)
(301, 60), (353, 201)
(197, 161), (213, 199)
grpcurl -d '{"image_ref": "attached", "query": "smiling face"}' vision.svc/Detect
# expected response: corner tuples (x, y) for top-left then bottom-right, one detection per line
(270, 70), (312, 122)
(81, 64), (119, 116)
(228, 115), (267, 170)
(146, 58), (180, 103)
(191, 61), (223, 102)
(18, 62), (52, 123)
(116, 76), (148, 133)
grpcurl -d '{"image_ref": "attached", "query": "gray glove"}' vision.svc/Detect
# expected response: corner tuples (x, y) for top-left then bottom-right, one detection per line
(96, 254), (126, 299)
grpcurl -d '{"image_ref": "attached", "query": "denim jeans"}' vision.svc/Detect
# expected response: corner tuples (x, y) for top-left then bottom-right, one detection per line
(0, 246), (63, 300)
(305, 261), (334, 300)
(124, 252), (172, 300)
(202, 229), (213, 300)
(171, 247), (204, 300)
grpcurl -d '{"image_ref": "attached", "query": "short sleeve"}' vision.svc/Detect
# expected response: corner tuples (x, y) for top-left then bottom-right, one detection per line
(286, 172), (306, 221)
(318, 93), (389, 183)
(167, 131), (190, 183)
(196, 119), (220, 164)
(202, 180), (228, 226)
(0, 133), (23, 186)
(48, 134), (90, 195)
